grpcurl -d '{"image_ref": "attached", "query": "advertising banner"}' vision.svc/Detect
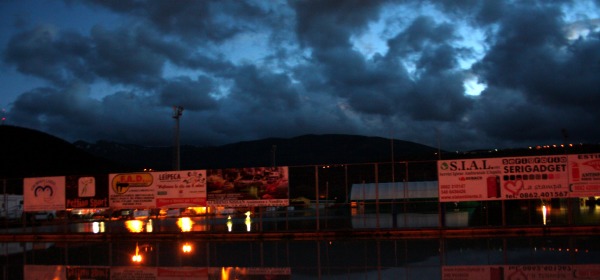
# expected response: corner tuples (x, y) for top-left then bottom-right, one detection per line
(503, 264), (600, 280)
(441, 265), (504, 280)
(207, 167), (289, 207)
(438, 155), (571, 202)
(438, 158), (504, 202)
(110, 170), (207, 209)
(109, 172), (155, 209)
(66, 266), (111, 280)
(501, 155), (569, 200)
(112, 266), (209, 280)
(111, 266), (157, 280)
(442, 264), (600, 280)
(568, 153), (600, 197)
(208, 267), (291, 279)
(24, 265), (67, 280)
(23, 176), (66, 211)
(156, 267), (209, 280)
(154, 170), (207, 208)
(65, 175), (109, 209)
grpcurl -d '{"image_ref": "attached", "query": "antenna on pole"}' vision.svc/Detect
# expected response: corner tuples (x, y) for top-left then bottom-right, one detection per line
(436, 127), (441, 160)
(173, 106), (184, 171)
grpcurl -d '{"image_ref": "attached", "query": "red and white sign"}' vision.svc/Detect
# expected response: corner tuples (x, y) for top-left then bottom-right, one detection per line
(500, 155), (569, 200)
(443, 264), (600, 280)
(438, 155), (573, 202)
(438, 158), (503, 202)
(568, 153), (600, 197)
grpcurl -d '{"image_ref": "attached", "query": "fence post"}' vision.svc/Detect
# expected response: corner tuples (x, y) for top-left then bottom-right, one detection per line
(315, 165), (320, 231)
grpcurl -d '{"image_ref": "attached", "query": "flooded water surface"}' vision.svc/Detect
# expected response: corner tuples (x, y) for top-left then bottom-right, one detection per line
(2, 215), (599, 279)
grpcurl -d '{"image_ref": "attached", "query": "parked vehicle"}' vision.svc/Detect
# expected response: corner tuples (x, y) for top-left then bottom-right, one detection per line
(0, 194), (23, 220)
(133, 209), (150, 220)
(32, 211), (57, 221)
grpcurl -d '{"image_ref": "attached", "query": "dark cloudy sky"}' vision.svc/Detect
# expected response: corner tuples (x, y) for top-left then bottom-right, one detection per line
(1, 0), (599, 151)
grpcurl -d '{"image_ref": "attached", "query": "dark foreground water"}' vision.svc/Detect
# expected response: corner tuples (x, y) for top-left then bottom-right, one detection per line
(1, 211), (600, 279)
(2, 234), (600, 279)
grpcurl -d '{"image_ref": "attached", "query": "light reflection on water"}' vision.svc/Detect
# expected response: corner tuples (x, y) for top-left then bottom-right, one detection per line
(11, 202), (600, 235)
(3, 210), (600, 279)
(1, 235), (600, 279)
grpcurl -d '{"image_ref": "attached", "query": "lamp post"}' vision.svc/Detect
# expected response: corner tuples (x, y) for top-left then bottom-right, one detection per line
(173, 106), (184, 171)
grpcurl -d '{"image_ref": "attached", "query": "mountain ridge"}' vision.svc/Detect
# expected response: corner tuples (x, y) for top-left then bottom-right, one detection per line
(4, 125), (600, 180)
(74, 133), (441, 171)
(0, 125), (123, 179)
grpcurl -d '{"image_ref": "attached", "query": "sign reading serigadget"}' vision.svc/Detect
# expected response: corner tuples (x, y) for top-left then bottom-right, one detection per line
(501, 155), (569, 200)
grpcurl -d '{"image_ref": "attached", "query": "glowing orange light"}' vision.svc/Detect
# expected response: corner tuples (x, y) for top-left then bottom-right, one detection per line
(221, 267), (233, 280)
(132, 243), (143, 263)
(182, 242), (193, 253)
(177, 217), (193, 232)
(146, 219), (153, 232)
(125, 220), (145, 233)
(132, 254), (142, 262)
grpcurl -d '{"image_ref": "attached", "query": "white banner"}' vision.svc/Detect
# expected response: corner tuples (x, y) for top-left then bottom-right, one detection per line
(438, 158), (503, 202)
(154, 170), (207, 208)
(109, 172), (155, 209)
(568, 153), (600, 197)
(442, 264), (600, 280)
(110, 170), (207, 209)
(500, 155), (569, 200)
(23, 176), (66, 211)
(439, 155), (571, 202)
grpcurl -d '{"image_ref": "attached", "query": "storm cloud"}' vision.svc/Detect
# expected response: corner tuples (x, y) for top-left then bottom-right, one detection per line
(1, 0), (599, 150)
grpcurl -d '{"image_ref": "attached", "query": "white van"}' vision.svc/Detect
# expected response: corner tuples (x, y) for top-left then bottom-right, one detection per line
(0, 195), (23, 220)
(33, 211), (57, 221)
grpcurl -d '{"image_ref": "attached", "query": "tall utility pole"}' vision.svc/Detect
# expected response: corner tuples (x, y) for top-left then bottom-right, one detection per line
(173, 106), (184, 171)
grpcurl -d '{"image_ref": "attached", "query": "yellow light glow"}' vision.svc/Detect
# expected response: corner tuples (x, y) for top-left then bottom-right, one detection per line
(125, 220), (144, 233)
(542, 205), (548, 225)
(244, 211), (252, 232)
(146, 219), (153, 233)
(177, 217), (193, 232)
(132, 243), (142, 263)
(227, 215), (233, 232)
(221, 267), (232, 280)
(182, 242), (193, 253)
(132, 254), (142, 263)
(188, 206), (207, 215)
